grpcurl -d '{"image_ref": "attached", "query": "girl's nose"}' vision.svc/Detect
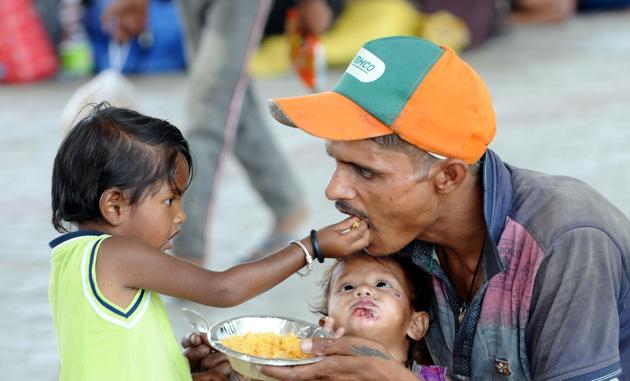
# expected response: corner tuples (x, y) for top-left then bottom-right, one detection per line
(175, 206), (186, 225)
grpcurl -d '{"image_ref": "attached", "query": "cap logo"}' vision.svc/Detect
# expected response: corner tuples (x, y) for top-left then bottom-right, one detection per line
(346, 48), (385, 83)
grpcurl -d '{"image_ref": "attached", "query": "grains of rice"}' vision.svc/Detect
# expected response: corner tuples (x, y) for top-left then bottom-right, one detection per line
(221, 332), (309, 359)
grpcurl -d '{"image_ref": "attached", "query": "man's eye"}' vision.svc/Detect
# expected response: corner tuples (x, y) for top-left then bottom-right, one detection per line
(376, 281), (391, 288)
(342, 284), (355, 291)
(353, 165), (373, 179)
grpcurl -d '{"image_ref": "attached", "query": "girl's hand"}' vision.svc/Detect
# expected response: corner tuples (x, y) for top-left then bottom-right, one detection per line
(314, 217), (370, 259)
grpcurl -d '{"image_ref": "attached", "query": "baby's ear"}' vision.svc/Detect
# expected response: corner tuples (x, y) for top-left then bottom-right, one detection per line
(407, 311), (429, 341)
(99, 188), (128, 226)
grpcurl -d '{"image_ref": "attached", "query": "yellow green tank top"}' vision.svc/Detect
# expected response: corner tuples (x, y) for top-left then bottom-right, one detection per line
(49, 231), (191, 381)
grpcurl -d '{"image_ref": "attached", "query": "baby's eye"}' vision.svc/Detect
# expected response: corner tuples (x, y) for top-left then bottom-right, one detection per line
(376, 281), (392, 288)
(342, 284), (355, 291)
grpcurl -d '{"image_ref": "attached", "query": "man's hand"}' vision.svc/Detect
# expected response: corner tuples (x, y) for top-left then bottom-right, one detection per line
(182, 332), (232, 380)
(102, 0), (148, 41)
(259, 336), (418, 381)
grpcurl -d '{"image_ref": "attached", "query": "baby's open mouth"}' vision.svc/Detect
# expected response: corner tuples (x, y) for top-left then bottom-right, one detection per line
(352, 307), (376, 319)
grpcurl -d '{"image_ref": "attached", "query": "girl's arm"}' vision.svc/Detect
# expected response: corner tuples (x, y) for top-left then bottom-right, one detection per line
(96, 217), (368, 308)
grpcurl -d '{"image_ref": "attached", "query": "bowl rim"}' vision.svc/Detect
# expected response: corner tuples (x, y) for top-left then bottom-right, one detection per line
(208, 314), (325, 366)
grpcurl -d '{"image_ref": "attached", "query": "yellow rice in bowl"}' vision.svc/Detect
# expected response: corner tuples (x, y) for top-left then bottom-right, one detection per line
(221, 332), (310, 360)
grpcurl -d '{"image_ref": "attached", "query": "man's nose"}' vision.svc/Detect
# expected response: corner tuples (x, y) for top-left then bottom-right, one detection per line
(325, 167), (355, 201)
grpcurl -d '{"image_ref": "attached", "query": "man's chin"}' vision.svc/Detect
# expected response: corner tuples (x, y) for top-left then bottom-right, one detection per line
(364, 241), (403, 257)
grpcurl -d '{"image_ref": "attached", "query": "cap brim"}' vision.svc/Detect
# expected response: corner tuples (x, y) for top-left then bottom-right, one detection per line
(268, 91), (393, 141)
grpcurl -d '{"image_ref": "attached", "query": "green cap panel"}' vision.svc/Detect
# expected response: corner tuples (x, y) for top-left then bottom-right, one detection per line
(333, 36), (444, 126)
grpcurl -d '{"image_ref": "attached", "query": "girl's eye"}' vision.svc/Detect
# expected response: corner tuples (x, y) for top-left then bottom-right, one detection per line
(342, 284), (355, 291)
(164, 198), (175, 206)
(376, 281), (391, 288)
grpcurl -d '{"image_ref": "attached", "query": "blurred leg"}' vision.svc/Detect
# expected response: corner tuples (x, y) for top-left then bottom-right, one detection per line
(508, 0), (576, 23)
(234, 88), (306, 241)
(175, 0), (274, 264)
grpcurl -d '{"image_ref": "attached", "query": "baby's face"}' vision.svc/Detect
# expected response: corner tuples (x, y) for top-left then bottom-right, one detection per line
(327, 255), (416, 350)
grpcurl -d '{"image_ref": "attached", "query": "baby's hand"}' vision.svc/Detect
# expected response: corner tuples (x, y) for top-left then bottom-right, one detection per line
(314, 217), (370, 259)
(319, 316), (345, 338)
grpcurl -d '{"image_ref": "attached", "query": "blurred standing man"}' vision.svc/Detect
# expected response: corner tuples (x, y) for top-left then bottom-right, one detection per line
(104, 0), (336, 264)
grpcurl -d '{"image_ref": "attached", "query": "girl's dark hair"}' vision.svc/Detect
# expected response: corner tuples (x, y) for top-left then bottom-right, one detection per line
(51, 102), (194, 232)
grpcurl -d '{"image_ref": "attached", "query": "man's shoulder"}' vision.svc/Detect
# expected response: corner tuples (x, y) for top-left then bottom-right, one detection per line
(506, 165), (630, 250)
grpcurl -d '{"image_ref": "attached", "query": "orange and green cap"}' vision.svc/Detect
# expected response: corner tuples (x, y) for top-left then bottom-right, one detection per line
(269, 36), (496, 164)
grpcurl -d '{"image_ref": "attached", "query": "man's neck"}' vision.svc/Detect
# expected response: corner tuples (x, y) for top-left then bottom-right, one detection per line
(425, 173), (486, 265)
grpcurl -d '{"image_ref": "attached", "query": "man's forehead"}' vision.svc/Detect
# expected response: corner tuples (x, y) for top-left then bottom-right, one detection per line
(325, 139), (377, 158)
(325, 139), (414, 170)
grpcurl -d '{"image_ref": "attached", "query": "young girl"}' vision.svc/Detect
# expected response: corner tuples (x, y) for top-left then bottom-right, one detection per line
(49, 103), (369, 381)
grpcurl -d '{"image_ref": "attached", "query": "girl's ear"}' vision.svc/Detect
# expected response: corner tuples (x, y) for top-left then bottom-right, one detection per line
(99, 188), (128, 226)
(407, 311), (429, 341)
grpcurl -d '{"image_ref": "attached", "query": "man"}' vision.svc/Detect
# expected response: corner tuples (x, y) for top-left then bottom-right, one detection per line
(187, 36), (629, 380)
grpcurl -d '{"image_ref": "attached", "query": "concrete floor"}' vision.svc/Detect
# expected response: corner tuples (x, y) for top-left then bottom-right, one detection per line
(1, 10), (629, 380)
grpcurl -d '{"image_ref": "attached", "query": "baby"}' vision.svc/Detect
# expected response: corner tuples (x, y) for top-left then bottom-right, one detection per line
(310, 252), (445, 379)
(185, 252), (447, 380)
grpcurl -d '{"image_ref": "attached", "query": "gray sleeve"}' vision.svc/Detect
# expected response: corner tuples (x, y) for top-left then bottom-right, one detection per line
(526, 227), (623, 381)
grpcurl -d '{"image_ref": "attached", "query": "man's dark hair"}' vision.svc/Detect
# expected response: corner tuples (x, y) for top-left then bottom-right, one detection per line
(51, 102), (193, 232)
(372, 134), (481, 178)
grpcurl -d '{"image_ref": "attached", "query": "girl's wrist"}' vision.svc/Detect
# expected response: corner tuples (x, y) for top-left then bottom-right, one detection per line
(309, 229), (325, 263)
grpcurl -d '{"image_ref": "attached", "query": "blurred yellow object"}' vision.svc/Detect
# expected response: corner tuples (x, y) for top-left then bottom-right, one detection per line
(250, 35), (290, 76)
(249, 0), (470, 77)
(250, 0), (421, 76)
(321, 0), (421, 67)
(418, 11), (471, 52)
(221, 332), (309, 360)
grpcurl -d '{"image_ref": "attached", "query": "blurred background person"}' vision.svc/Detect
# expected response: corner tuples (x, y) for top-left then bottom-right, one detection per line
(508, 0), (630, 24)
(103, 0), (343, 265)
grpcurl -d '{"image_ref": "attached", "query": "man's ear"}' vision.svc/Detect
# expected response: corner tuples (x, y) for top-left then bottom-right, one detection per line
(99, 188), (128, 226)
(429, 159), (468, 195)
(407, 311), (429, 341)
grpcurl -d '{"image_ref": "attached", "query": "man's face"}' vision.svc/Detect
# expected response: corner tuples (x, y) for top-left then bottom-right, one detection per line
(325, 139), (437, 255)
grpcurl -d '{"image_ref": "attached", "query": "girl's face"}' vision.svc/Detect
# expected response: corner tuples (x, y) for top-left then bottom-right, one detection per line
(327, 255), (423, 360)
(123, 156), (189, 251)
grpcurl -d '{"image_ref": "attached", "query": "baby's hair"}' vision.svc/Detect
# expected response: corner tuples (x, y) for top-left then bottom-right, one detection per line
(310, 251), (432, 316)
(51, 102), (193, 232)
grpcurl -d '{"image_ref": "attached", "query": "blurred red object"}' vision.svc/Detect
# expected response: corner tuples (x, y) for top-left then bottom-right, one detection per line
(0, 0), (59, 83)
(286, 7), (326, 92)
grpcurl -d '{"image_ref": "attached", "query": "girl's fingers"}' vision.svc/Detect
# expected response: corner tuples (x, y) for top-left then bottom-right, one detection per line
(339, 217), (365, 234)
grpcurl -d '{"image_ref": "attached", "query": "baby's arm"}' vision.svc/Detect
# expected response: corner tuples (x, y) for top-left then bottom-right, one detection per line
(96, 217), (368, 308)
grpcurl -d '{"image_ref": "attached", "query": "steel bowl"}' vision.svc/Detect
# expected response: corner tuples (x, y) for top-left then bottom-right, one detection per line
(208, 315), (326, 381)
